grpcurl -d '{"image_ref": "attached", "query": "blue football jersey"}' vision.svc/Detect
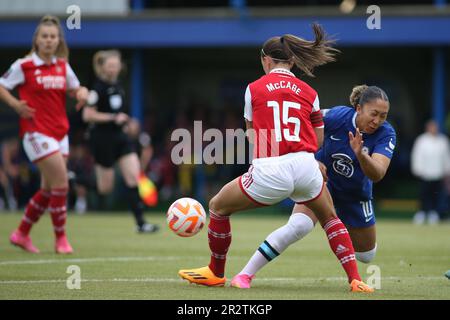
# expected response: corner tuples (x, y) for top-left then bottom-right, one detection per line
(316, 106), (396, 202)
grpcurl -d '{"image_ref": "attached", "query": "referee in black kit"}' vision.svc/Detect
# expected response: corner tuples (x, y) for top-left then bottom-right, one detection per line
(83, 50), (159, 233)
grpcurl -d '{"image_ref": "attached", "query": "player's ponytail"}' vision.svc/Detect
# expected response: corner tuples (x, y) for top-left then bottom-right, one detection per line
(261, 23), (339, 77)
(30, 15), (69, 60)
(350, 85), (389, 108)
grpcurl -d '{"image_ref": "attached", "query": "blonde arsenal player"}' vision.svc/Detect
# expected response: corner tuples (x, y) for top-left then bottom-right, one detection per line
(0, 16), (89, 254)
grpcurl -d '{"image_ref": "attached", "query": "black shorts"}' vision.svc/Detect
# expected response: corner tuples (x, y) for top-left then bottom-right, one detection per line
(89, 131), (135, 168)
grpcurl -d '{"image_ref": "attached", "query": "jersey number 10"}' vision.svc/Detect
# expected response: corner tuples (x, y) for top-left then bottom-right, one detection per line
(267, 100), (301, 142)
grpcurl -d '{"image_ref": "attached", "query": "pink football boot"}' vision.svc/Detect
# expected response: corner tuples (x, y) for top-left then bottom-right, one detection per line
(230, 274), (254, 289)
(10, 230), (40, 253)
(55, 235), (73, 254)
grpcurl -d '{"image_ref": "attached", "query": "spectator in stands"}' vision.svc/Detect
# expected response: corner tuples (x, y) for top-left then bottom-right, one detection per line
(411, 119), (450, 224)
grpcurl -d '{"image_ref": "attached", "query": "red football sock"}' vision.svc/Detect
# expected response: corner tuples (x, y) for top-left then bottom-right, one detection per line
(18, 189), (51, 235)
(208, 210), (232, 278)
(49, 188), (68, 238)
(322, 217), (361, 283)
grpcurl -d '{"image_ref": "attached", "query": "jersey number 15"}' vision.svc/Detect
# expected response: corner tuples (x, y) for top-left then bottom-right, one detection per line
(267, 100), (301, 142)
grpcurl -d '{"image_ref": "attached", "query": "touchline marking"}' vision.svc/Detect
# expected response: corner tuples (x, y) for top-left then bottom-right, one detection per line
(1, 255), (448, 266)
(0, 256), (203, 266)
(0, 255), (336, 266)
(0, 276), (444, 285)
(0, 278), (181, 285)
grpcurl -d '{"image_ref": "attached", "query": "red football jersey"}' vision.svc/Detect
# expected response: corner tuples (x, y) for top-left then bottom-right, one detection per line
(244, 68), (323, 159)
(0, 53), (80, 140)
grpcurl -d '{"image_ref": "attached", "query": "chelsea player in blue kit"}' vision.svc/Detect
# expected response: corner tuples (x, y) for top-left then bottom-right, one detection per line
(231, 85), (396, 289)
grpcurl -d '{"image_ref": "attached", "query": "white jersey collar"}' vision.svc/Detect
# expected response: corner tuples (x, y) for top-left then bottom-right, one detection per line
(352, 110), (357, 129)
(32, 52), (57, 66)
(269, 68), (295, 77)
(352, 110), (369, 134)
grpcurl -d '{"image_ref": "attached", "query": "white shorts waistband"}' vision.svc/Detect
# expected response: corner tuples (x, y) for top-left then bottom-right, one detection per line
(252, 151), (314, 165)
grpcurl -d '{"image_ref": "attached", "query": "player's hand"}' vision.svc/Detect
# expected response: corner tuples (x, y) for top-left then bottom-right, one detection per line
(13, 100), (35, 119)
(75, 87), (89, 111)
(318, 161), (328, 182)
(349, 127), (364, 156)
(114, 112), (129, 125)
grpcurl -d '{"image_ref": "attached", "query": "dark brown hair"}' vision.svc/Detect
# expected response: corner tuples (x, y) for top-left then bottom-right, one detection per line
(30, 15), (69, 59)
(350, 84), (389, 108)
(261, 23), (339, 77)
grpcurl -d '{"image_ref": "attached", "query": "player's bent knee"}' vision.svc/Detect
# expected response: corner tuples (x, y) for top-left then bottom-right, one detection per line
(208, 197), (217, 212)
(288, 213), (315, 241)
(209, 198), (233, 217)
(50, 180), (69, 190)
(355, 244), (377, 263)
(98, 185), (113, 195)
(209, 197), (224, 215)
(124, 179), (138, 188)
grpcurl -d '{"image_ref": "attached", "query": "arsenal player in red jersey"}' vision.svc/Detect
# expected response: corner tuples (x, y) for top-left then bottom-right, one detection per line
(0, 16), (89, 254)
(179, 24), (373, 292)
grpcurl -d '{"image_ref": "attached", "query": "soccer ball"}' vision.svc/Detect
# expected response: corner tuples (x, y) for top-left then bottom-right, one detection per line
(167, 197), (206, 237)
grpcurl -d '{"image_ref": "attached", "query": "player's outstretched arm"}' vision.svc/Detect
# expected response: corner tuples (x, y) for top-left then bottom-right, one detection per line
(82, 106), (125, 124)
(68, 86), (89, 111)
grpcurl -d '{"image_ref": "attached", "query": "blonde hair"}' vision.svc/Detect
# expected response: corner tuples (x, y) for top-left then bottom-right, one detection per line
(92, 50), (122, 80)
(30, 15), (69, 59)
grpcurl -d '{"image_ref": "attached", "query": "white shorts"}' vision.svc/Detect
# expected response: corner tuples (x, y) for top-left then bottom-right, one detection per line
(239, 151), (324, 206)
(23, 132), (69, 163)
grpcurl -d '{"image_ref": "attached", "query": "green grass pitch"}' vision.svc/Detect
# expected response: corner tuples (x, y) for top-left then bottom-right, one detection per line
(0, 211), (449, 300)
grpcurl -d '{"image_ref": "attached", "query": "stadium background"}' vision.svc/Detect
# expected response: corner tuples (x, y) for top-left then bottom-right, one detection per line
(0, 0), (449, 219)
(0, 0), (450, 303)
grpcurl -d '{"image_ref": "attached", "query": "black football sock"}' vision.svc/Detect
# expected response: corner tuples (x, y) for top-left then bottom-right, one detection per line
(97, 194), (108, 211)
(127, 186), (146, 227)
